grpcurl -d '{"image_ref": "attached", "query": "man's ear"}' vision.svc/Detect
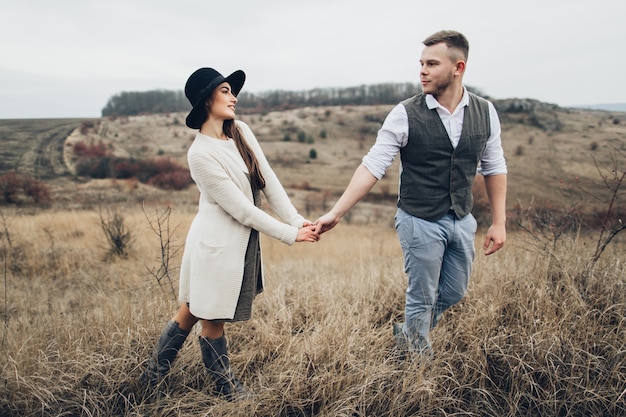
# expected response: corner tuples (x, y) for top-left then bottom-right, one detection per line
(455, 60), (466, 76)
(456, 60), (466, 76)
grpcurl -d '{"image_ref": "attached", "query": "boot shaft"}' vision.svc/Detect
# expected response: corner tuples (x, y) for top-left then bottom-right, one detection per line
(199, 335), (250, 401)
(199, 335), (230, 375)
(141, 321), (190, 385)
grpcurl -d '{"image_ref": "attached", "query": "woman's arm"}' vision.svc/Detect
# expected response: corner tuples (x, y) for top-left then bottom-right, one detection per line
(189, 148), (301, 244)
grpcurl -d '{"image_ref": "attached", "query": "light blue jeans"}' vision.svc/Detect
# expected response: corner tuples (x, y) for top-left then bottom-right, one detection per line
(394, 207), (477, 352)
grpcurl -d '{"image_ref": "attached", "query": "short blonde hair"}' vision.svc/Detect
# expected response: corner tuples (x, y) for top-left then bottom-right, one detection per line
(423, 30), (469, 62)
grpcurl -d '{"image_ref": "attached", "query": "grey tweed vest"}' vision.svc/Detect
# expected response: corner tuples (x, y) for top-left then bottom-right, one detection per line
(398, 92), (491, 221)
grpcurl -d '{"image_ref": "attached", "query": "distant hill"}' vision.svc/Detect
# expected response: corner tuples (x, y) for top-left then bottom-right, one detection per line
(572, 103), (626, 112)
(0, 101), (625, 220)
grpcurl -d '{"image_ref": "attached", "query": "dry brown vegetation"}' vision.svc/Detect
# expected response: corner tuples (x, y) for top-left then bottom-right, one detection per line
(0, 104), (625, 415)
(0, 207), (624, 416)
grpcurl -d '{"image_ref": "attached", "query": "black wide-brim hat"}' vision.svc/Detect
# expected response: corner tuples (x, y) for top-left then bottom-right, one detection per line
(184, 67), (246, 129)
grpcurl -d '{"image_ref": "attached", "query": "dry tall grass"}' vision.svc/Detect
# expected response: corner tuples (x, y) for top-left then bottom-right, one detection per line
(1, 207), (624, 416)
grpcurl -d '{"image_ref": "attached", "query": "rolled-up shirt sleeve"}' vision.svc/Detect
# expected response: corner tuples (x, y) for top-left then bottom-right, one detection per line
(478, 102), (508, 176)
(361, 103), (409, 180)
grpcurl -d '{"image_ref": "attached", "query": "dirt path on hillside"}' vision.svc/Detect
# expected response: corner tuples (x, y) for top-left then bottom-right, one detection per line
(0, 119), (87, 179)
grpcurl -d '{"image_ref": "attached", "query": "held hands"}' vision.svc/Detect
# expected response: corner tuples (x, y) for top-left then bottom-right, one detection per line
(296, 221), (320, 243)
(296, 214), (338, 243)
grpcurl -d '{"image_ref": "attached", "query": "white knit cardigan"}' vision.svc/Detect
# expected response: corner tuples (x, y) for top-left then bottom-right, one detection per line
(179, 120), (305, 320)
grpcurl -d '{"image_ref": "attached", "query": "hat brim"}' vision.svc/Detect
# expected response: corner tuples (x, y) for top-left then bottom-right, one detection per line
(185, 70), (246, 129)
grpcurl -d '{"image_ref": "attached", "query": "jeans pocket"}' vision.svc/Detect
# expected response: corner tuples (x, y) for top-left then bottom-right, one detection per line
(395, 209), (414, 249)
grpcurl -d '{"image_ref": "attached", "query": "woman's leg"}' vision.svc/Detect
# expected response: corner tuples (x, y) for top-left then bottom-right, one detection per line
(172, 302), (200, 332)
(199, 319), (225, 339)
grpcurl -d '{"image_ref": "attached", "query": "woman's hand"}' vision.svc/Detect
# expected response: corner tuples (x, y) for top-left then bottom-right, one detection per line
(296, 225), (320, 243)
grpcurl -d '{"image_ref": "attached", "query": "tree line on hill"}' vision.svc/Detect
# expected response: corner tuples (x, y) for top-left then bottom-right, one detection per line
(101, 90), (189, 117)
(100, 83), (490, 117)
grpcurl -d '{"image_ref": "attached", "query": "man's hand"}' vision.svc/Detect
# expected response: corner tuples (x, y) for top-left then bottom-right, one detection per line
(313, 212), (340, 234)
(483, 223), (506, 255)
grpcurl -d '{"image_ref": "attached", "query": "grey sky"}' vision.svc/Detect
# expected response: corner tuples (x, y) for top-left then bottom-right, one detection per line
(1, 0), (624, 118)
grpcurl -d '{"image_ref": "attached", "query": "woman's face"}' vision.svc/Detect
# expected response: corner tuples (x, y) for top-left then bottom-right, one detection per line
(207, 82), (238, 121)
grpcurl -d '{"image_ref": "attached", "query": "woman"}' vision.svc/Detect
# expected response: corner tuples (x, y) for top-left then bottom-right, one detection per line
(140, 67), (319, 400)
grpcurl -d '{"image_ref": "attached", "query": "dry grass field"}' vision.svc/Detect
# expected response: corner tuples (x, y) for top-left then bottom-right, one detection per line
(0, 208), (624, 416)
(1, 103), (625, 416)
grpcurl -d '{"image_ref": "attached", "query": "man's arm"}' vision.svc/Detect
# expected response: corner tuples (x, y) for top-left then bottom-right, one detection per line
(314, 165), (378, 234)
(482, 173), (507, 255)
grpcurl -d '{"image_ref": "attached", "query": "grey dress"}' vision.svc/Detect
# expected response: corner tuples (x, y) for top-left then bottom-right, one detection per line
(229, 177), (263, 322)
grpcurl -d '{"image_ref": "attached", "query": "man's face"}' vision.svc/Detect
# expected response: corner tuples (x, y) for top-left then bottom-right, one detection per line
(419, 43), (460, 97)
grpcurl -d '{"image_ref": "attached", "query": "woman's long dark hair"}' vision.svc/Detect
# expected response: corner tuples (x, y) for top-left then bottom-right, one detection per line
(224, 119), (266, 190)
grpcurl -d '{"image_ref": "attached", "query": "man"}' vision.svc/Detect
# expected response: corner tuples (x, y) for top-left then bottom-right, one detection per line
(314, 30), (507, 355)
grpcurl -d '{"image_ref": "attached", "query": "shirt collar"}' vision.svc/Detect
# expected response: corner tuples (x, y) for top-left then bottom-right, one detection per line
(425, 87), (469, 113)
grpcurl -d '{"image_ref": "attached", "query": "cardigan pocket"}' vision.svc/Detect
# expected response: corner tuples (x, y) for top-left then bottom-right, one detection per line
(198, 240), (223, 256)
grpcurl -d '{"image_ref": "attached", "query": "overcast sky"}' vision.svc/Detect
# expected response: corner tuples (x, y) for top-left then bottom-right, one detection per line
(1, 0), (624, 119)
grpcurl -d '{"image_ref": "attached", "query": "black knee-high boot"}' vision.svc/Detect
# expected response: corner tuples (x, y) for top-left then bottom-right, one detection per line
(140, 321), (190, 386)
(199, 335), (250, 401)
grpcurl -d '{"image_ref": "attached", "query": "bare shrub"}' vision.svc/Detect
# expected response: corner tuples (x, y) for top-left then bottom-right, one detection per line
(138, 157), (193, 190)
(75, 155), (113, 179)
(21, 176), (51, 206)
(147, 170), (192, 191)
(142, 204), (181, 302)
(111, 159), (139, 179)
(586, 152), (626, 265)
(0, 171), (22, 204)
(98, 207), (133, 259)
(512, 199), (584, 248)
(513, 150), (626, 269)
(0, 171), (52, 206)
(0, 210), (28, 277)
(72, 140), (108, 158)
(76, 153), (192, 190)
